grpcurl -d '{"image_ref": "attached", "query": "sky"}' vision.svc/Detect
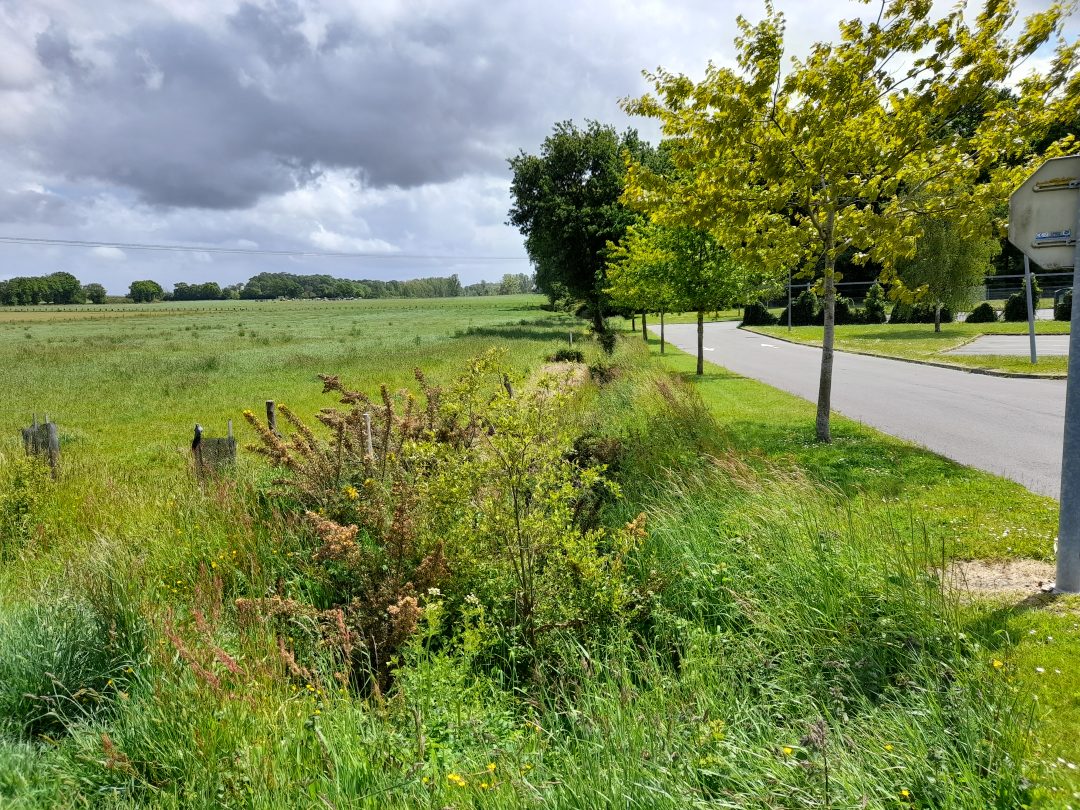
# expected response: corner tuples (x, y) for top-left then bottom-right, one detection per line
(0, 0), (1072, 293)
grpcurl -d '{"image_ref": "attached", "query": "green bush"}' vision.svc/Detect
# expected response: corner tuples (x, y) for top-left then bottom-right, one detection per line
(242, 352), (643, 687)
(778, 289), (819, 326)
(861, 282), (887, 324)
(889, 302), (954, 324)
(595, 331), (617, 355)
(965, 302), (998, 323)
(1055, 289), (1072, 321)
(1003, 275), (1041, 322)
(813, 295), (858, 325)
(740, 301), (778, 326)
(548, 347), (585, 363)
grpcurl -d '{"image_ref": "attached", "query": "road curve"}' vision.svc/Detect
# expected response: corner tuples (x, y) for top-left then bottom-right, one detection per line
(658, 322), (1066, 498)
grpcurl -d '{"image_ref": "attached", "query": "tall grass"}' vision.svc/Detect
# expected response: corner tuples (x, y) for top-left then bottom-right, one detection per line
(0, 310), (1047, 807)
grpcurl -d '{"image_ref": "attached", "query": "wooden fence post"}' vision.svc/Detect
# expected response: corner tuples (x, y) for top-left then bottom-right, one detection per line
(266, 400), (278, 435)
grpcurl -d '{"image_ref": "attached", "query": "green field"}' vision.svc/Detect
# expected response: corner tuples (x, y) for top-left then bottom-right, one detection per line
(751, 320), (1071, 375)
(1, 297), (1077, 808)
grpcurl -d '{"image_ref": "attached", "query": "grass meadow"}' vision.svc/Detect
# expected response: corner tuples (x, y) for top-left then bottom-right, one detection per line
(0, 296), (1077, 808)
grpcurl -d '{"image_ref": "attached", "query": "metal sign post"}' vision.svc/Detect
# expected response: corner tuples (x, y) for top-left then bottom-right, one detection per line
(1025, 255), (1037, 365)
(1008, 155), (1080, 593)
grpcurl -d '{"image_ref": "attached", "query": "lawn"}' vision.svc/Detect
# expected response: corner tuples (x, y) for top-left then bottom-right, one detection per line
(751, 320), (1071, 376)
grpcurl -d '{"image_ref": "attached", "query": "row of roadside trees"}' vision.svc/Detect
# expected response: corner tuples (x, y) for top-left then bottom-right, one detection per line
(509, 0), (1078, 442)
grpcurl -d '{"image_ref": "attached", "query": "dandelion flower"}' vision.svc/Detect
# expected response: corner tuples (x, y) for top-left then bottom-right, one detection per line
(487, 763), (496, 773)
(992, 659), (1004, 669)
(900, 788), (910, 799)
(884, 744), (894, 752)
(782, 746), (794, 756)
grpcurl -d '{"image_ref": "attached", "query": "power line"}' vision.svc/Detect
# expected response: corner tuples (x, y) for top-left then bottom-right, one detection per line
(0, 235), (530, 262)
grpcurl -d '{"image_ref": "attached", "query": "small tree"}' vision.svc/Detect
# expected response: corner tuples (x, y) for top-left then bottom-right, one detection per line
(82, 283), (108, 304)
(606, 223), (683, 354)
(895, 213), (1000, 332)
(129, 280), (164, 303)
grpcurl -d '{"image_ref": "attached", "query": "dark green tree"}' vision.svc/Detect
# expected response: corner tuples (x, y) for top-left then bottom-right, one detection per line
(129, 280), (164, 303)
(83, 283), (108, 304)
(508, 121), (654, 330)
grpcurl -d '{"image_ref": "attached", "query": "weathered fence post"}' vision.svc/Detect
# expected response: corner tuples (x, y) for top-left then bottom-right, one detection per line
(191, 422), (237, 477)
(21, 415), (60, 479)
(47, 422), (60, 476)
(363, 412), (374, 459)
(266, 400), (279, 436)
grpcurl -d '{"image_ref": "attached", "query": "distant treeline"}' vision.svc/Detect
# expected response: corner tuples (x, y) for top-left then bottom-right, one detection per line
(0, 271), (535, 305)
(0, 272), (107, 305)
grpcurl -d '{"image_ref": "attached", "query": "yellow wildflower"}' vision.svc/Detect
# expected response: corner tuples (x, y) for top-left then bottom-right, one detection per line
(992, 659), (1004, 669)
(487, 763), (496, 773)
(884, 744), (894, 752)
(782, 746), (794, 756)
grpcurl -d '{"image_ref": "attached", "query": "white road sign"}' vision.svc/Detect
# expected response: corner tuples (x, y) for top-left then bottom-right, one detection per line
(1008, 155), (1080, 269)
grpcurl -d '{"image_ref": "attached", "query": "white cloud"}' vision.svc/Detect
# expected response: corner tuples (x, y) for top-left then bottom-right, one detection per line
(89, 245), (126, 260)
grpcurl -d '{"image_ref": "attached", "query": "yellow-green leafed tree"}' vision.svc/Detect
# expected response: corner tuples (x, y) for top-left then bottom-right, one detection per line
(895, 211), (1002, 332)
(609, 223), (740, 374)
(607, 223), (680, 353)
(623, 0), (1079, 441)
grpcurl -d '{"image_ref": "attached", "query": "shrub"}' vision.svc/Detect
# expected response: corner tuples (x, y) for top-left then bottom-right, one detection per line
(242, 352), (644, 687)
(813, 295), (858, 325)
(965, 302), (998, 323)
(740, 301), (778, 327)
(862, 283), (887, 324)
(548, 347), (585, 363)
(1055, 289), (1072, 321)
(889, 302), (954, 324)
(595, 331), (617, 355)
(778, 289), (819, 326)
(1003, 275), (1041, 322)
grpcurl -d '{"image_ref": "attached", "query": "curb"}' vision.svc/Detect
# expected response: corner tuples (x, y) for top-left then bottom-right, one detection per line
(739, 327), (1068, 380)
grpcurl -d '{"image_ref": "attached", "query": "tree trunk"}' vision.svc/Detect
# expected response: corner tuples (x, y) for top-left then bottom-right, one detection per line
(641, 311), (648, 341)
(934, 303), (942, 333)
(660, 311), (666, 355)
(593, 304), (605, 333)
(816, 268), (836, 442)
(631, 314), (636, 332)
(696, 310), (704, 376)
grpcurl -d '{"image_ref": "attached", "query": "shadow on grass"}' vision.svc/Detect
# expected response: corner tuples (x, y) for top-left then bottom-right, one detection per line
(961, 591), (1068, 653)
(453, 317), (579, 342)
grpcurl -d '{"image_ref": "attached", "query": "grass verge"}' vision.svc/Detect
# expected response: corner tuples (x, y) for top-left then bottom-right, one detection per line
(752, 321), (1070, 376)
(645, 331), (1080, 804)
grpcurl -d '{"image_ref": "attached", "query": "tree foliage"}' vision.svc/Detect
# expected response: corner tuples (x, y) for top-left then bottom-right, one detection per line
(82, 283), (108, 304)
(128, 280), (165, 303)
(623, 0), (1078, 440)
(895, 213), (1000, 331)
(508, 121), (655, 328)
(0, 272), (86, 305)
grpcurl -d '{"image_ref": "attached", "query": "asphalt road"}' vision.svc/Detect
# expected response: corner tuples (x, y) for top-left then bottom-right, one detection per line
(658, 322), (1067, 498)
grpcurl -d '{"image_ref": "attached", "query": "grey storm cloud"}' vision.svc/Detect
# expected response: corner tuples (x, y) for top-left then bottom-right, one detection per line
(0, 188), (81, 226)
(29, 0), (619, 210)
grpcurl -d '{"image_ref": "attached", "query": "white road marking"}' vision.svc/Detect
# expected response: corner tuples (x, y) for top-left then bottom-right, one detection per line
(703, 347), (715, 352)
(760, 343), (777, 348)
